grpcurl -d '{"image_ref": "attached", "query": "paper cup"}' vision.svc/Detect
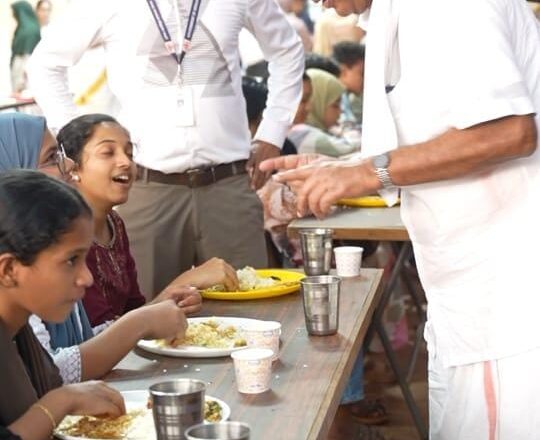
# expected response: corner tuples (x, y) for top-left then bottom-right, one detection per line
(242, 321), (281, 361)
(334, 246), (363, 277)
(231, 348), (273, 394)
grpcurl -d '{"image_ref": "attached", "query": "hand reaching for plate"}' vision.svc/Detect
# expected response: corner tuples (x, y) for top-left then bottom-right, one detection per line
(170, 257), (239, 292)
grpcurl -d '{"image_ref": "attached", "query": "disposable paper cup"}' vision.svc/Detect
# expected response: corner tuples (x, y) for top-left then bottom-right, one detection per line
(241, 321), (281, 361)
(230, 348), (273, 394)
(334, 246), (364, 277)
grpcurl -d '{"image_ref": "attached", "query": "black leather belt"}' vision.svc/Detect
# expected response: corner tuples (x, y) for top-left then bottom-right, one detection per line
(136, 160), (248, 188)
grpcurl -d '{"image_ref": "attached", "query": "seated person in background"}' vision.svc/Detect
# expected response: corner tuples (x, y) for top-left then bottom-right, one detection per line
(243, 77), (298, 265)
(0, 170), (128, 439)
(0, 113), (194, 385)
(289, 69), (361, 156)
(332, 41), (365, 124)
(242, 77), (297, 156)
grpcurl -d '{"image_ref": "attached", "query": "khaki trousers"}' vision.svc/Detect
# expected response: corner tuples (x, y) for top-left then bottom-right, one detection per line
(117, 173), (268, 299)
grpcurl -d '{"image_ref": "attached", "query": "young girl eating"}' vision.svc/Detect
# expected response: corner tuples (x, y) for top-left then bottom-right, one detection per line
(56, 114), (239, 328)
(0, 170), (126, 440)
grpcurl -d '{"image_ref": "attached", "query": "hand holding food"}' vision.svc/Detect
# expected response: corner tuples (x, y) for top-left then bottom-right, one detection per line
(153, 285), (202, 315)
(59, 381), (126, 418)
(206, 266), (277, 292)
(140, 300), (188, 341)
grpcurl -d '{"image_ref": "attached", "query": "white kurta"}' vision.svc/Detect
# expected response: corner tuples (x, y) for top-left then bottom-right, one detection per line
(360, 0), (540, 438)
(387, 0), (540, 369)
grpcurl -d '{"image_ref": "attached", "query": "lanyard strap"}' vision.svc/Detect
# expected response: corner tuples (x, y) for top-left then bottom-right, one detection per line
(146, 0), (202, 67)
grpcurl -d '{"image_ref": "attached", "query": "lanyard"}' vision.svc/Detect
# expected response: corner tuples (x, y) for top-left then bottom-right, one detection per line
(146, 0), (202, 67)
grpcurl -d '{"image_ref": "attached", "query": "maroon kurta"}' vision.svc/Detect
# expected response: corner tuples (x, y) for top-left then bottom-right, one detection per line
(82, 211), (146, 327)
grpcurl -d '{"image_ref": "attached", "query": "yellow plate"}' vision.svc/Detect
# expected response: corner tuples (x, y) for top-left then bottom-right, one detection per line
(201, 269), (304, 300)
(337, 196), (400, 208)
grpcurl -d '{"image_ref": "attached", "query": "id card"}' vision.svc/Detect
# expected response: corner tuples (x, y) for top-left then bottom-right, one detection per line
(175, 86), (195, 127)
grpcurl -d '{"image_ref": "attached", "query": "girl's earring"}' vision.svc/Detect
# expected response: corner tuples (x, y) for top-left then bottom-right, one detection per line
(71, 173), (81, 183)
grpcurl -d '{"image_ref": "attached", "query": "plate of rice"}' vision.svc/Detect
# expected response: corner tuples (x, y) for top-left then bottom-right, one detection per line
(137, 316), (262, 357)
(55, 390), (230, 439)
(201, 267), (304, 300)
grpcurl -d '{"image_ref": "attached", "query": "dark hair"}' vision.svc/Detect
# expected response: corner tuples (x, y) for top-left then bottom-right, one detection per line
(304, 53), (340, 77)
(36, 0), (52, 9)
(57, 114), (121, 165)
(332, 42), (366, 68)
(0, 170), (92, 265)
(242, 77), (268, 124)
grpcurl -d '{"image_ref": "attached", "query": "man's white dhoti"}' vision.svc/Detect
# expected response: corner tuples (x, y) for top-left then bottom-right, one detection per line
(429, 347), (540, 440)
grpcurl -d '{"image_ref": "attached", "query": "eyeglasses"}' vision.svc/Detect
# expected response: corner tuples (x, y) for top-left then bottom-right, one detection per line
(39, 143), (76, 179)
(56, 143), (73, 176)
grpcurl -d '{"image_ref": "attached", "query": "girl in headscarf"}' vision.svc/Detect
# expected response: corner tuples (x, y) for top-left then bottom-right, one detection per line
(289, 69), (360, 157)
(10, 1), (41, 94)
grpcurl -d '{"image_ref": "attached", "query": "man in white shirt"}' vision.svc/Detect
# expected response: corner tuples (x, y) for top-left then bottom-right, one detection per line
(29, 0), (304, 297)
(261, 0), (540, 438)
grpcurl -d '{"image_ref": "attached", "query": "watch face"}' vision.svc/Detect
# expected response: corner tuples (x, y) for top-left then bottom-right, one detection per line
(373, 153), (389, 168)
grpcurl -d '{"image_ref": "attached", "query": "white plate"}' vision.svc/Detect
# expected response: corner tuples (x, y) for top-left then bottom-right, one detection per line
(55, 390), (231, 440)
(137, 316), (262, 358)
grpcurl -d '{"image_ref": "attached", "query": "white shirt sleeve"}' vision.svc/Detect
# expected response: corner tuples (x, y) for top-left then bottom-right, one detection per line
(92, 320), (115, 336)
(414, 0), (535, 130)
(28, 315), (82, 384)
(27, 0), (113, 132)
(244, 0), (305, 149)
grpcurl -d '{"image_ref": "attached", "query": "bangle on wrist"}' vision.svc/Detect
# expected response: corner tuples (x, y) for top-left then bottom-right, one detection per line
(34, 403), (57, 434)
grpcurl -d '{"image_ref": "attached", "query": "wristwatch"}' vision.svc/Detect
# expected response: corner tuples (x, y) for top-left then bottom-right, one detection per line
(372, 152), (395, 189)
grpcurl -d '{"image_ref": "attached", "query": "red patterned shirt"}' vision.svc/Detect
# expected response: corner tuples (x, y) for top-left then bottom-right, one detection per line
(82, 211), (146, 326)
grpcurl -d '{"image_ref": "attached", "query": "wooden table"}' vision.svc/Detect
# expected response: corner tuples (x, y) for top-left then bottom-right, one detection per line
(288, 206), (408, 242)
(289, 207), (428, 440)
(107, 269), (383, 440)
